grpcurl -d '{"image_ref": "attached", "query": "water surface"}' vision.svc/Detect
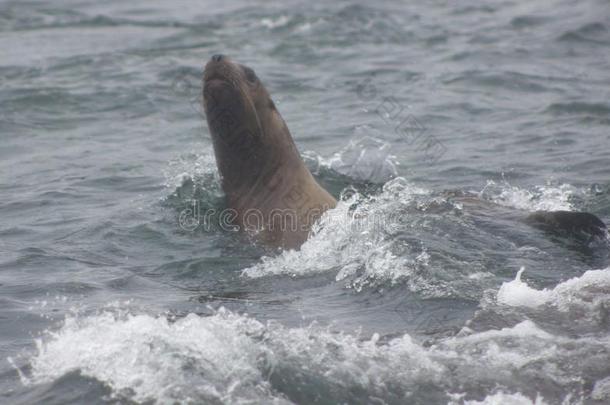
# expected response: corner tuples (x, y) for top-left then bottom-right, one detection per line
(1, 0), (610, 404)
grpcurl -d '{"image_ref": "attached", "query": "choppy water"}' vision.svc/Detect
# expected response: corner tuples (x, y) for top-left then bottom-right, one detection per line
(1, 0), (610, 404)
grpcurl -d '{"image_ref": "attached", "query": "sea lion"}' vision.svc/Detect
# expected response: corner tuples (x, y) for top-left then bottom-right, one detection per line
(525, 210), (608, 243)
(202, 54), (336, 249)
(448, 192), (608, 244)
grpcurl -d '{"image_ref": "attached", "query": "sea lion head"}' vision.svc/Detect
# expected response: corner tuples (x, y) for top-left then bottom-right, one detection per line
(201, 55), (337, 247)
(203, 54), (297, 196)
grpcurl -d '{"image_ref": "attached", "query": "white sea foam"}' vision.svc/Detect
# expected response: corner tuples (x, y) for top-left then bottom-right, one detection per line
(455, 391), (549, 405)
(497, 267), (610, 311)
(21, 305), (605, 404)
(23, 307), (440, 404)
(260, 15), (291, 29)
(163, 146), (219, 192)
(26, 309), (283, 404)
(480, 180), (579, 211)
(496, 267), (553, 308)
(592, 376), (610, 401)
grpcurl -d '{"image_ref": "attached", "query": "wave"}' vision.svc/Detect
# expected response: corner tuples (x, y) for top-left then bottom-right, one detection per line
(19, 289), (610, 404)
(545, 102), (610, 117)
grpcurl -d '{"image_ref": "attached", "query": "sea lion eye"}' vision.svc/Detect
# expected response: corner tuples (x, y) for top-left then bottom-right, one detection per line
(243, 66), (258, 83)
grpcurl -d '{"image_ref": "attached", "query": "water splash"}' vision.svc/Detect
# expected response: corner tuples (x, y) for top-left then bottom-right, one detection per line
(21, 290), (609, 404)
(163, 146), (220, 195)
(304, 134), (399, 183)
(497, 266), (610, 312)
(479, 180), (579, 211)
(242, 177), (429, 291)
(327, 135), (399, 183)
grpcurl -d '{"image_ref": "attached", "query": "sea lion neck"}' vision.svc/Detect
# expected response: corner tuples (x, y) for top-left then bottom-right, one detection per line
(203, 56), (305, 204)
(213, 122), (307, 210)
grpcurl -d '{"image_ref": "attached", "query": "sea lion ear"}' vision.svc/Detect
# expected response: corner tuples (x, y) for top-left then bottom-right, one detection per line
(241, 65), (258, 83)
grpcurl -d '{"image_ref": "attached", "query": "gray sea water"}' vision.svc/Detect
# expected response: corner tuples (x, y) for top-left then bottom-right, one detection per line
(1, 0), (610, 404)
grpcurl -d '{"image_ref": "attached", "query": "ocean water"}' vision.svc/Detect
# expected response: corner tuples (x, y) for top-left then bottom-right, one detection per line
(1, 0), (610, 404)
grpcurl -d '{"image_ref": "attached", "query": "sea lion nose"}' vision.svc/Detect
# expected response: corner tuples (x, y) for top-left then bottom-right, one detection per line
(212, 54), (224, 62)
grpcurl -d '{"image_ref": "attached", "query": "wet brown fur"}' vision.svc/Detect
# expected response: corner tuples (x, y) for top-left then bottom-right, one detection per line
(203, 56), (336, 249)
